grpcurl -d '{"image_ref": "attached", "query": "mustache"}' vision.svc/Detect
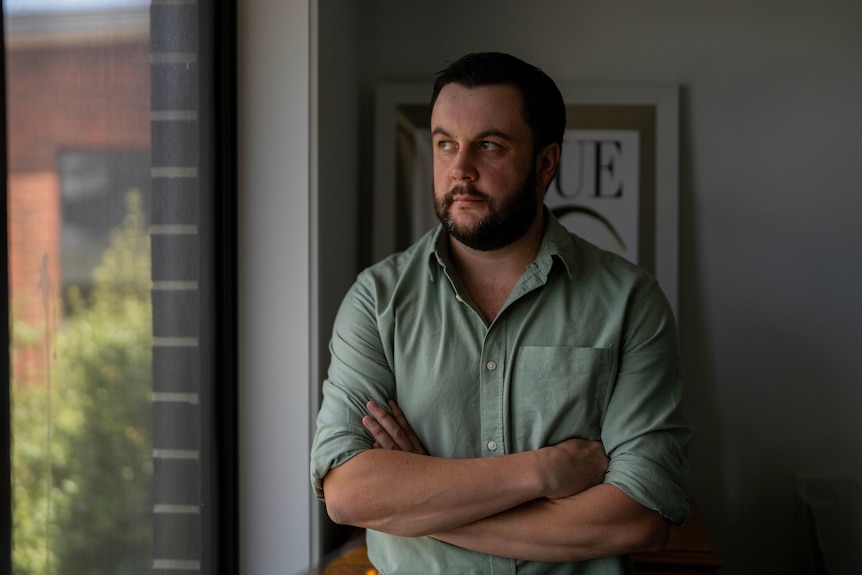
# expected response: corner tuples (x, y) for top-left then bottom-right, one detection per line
(443, 185), (488, 204)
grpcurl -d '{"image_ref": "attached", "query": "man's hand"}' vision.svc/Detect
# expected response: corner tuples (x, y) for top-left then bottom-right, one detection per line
(363, 400), (608, 500)
(362, 400), (427, 454)
(538, 438), (609, 499)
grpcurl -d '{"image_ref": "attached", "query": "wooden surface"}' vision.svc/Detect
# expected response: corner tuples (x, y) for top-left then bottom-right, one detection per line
(633, 506), (722, 574)
(320, 507), (721, 575)
(319, 544), (378, 575)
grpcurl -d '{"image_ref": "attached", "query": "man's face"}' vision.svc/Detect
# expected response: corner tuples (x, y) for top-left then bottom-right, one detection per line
(430, 83), (544, 251)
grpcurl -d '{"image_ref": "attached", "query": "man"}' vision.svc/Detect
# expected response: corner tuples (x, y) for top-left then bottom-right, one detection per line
(311, 52), (691, 573)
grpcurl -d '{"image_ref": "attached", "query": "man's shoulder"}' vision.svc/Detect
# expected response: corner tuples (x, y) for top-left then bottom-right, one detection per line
(565, 232), (656, 288)
(544, 212), (654, 289)
(355, 227), (439, 289)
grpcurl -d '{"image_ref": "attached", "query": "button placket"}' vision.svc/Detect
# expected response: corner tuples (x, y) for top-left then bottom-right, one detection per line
(479, 321), (505, 456)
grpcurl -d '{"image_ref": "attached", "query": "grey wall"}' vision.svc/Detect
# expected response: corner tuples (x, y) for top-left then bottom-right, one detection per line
(239, 0), (313, 573)
(317, 0), (362, 556)
(317, 1), (862, 573)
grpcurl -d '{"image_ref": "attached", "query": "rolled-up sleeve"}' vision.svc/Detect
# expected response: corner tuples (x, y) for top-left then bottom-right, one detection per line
(602, 279), (692, 525)
(310, 275), (395, 500)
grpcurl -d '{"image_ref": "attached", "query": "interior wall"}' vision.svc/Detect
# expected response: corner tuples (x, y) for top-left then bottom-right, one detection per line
(238, 0), (313, 573)
(317, 0), (362, 557)
(313, 1), (862, 573)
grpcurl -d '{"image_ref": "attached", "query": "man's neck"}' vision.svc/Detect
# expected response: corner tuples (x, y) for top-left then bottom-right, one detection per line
(447, 212), (545, 322)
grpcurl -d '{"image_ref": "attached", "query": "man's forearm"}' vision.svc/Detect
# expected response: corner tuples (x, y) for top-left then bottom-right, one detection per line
(432, 483), (670, 562)
(324, 401), (609, 538)
(322, 448), (550, 537)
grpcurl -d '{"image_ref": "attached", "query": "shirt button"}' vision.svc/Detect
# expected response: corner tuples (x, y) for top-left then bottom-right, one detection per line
(455, 294), (464, 303)
(486, 361), (497, 371)
(487, 441), (498, 451)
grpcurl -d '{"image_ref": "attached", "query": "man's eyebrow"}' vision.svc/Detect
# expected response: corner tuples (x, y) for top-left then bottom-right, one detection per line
(430, 127), (514, 141)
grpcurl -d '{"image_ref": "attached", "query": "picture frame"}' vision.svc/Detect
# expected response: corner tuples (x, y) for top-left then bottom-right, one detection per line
(373, 82), (679, 316)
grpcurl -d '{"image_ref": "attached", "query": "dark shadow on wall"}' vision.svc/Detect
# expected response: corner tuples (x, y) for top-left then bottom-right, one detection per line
(676, 85), (730, 561)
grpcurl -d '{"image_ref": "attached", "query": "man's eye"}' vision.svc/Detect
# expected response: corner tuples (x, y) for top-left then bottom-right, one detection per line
(437, 140), (455, 151)
(479, 141), (501, 151)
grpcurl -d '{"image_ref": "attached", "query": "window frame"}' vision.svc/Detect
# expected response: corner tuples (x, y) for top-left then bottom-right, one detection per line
(0, 2), (239, 572)
(199, 1), (239, 571)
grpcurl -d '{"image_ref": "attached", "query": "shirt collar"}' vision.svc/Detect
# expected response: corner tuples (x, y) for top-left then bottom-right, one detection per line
(539, 208), (577, 279)
(426, 225), (448, 282)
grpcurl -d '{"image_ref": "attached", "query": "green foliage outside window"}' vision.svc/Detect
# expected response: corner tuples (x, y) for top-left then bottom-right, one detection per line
(12, 191), (154, 574)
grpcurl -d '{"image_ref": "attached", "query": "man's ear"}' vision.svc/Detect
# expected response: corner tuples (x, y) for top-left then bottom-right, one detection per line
(536, 143), (562, 191)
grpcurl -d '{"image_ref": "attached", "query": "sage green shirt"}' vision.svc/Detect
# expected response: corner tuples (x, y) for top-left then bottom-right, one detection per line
(311, 212), (692, 574)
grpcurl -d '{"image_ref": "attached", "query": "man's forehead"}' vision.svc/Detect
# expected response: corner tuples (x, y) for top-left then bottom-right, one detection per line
(431, 83), (527, 134)
(433, 83), (523, 109)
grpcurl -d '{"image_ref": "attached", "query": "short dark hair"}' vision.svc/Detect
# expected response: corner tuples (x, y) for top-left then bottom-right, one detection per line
(430, 52), (566, 152)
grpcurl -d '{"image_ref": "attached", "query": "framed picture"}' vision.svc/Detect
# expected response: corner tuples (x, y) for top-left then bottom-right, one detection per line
(373, 82), (679, 315)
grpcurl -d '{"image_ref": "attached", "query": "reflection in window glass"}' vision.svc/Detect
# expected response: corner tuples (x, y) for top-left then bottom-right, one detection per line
(5, 2), (208, 572)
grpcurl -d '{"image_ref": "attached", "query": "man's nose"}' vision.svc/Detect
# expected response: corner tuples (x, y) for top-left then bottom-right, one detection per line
(450, 148), (478, 182)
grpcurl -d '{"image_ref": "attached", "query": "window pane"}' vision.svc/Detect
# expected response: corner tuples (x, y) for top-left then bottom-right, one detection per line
(4, 2), (225, 572)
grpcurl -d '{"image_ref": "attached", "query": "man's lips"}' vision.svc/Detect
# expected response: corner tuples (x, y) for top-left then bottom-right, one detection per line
(447, 189), (487, 207)
(449, 197), (486, 213)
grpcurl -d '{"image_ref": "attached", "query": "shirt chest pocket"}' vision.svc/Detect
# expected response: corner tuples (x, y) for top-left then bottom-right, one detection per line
(510, 345), (612, 448)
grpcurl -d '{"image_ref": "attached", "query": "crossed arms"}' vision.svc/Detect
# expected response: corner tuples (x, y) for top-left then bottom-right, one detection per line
(316, 263), (690, 563)
(321, 400), (671, 563)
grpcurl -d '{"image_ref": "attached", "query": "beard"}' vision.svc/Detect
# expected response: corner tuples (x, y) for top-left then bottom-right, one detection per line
(434, 164), (539, 252)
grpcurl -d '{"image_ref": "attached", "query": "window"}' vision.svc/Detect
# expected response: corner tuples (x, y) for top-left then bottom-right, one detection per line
(2, 1), (237, 572)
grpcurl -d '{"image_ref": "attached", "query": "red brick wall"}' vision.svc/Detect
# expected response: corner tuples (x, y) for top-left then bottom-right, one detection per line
(7, 38), (151, 171)
(8, 172), (60, 387)
(7, 32), (150, 386)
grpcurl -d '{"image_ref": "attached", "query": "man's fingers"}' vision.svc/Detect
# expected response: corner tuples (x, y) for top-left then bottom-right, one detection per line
(365, 401), (414, 451)
(387, 400), (427, 454)
(364, 400), (427, 454)
(362, 413), (399, 450)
